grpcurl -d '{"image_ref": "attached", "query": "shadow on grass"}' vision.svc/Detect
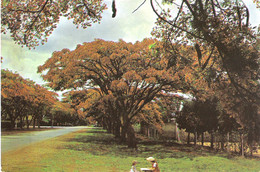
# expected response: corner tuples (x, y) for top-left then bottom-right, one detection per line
(59, 128), (224, 160)
(62, 128), (260, 161)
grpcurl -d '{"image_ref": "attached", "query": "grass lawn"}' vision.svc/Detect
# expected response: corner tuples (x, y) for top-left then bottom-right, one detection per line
(1, 128), (260, 172)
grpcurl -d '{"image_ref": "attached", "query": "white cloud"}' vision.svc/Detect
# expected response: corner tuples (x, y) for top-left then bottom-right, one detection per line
(1, 36), (50, 84)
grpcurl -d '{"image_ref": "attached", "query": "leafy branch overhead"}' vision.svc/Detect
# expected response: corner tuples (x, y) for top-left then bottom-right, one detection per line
(1, 0), (107, 48)
(152, 0), (260, 102)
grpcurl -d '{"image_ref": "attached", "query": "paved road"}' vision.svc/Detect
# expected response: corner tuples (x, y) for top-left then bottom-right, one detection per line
(1, 126), (90, 153)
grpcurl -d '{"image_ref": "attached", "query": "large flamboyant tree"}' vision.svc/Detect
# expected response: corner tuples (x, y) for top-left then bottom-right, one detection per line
(38, 38), (184, 147)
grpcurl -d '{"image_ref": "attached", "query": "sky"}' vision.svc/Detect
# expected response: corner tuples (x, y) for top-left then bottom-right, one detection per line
(1, 0), (260, 86)
(1, 0), (159, 85)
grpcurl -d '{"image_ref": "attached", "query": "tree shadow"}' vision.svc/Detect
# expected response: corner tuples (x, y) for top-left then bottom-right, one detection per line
(59, 128), (251, 160)
(61, 129), (158, 158)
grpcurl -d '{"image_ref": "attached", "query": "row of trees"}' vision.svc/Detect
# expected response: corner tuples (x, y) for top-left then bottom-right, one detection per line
(1, 69), (81, 129)
(175, 96), (259, 156)
(176, 98), (238, 148)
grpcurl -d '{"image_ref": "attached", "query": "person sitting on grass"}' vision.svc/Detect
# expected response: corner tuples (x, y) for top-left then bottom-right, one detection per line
(130, 160), (139, 172)
(146, 157), (160, 172)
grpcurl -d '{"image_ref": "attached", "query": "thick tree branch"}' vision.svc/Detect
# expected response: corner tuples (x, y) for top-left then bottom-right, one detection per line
(82, 0), (96, 17)
(24, 0), (50, 43)
(150, 0), (204, 40)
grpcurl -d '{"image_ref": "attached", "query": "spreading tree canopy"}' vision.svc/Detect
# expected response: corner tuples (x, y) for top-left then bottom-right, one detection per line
(38, 38), (186, 147)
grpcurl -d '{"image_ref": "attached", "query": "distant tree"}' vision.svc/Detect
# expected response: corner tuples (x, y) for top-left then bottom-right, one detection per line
(1, 69), (31, 128)
(176, 98), (220, 146)
(176, 100), (200, 145)
(156, 92), (184, 123)
(63, 89), (102, 125)
(1, 69), (58, 129)
(49, 101), (75, 126)
(31, 84), (58, 128)
(138, 100), (164, 131)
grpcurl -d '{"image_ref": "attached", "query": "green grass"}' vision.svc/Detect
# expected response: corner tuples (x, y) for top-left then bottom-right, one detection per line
(2, 128), (260, 172)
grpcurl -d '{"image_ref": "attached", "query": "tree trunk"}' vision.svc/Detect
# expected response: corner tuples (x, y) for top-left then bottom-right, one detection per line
(10, 117), (15, 129)
(140, 122), (146, 135)
(247, 127), (254, 156)
(107, 120), (112, 133)
(221, 134), (225, 151)
(37, 117), (41, 129)
(33, 117), (36, 129)
(102, 119), (107, 130)
(240, 133), (244, 156)
(114, 121), (121, 138)
(227, 132), (230, 152)
(201, 132), (204, 146)
(51, 114), (54, 128)
(176, 123), (180, 142)
(210, 132), (214, 149)
(20, 115), (23, 129)
(26, 115), (30, 129)
(127, 124), (137, 149)
(121, 126), (127, 142)
(121, 114), (130, 142)
(187, 132), (190, 145)
(194, 131), (197, 146)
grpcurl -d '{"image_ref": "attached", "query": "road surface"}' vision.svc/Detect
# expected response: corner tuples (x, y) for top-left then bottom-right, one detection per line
(1, 126), (90, 153)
